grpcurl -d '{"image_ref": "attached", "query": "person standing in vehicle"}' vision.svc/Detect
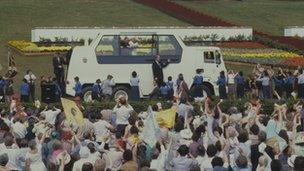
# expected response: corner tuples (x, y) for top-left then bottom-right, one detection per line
(102, 75), (115, 100)
(24, 69), (36, 102)
(152, 55), (170, 87)
(130, 71), (140, 101)
(52, 53), (65, 84)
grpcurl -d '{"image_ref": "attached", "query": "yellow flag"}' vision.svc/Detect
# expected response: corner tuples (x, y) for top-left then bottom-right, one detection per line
(155, 107), (177, 128)
(61, 98), (84, 126)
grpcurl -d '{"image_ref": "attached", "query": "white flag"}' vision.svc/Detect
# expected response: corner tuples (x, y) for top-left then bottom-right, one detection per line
(140, 106), (161, 147)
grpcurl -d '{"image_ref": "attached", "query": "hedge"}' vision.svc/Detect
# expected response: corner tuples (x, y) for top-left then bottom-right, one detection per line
(0, 98), (298, 117)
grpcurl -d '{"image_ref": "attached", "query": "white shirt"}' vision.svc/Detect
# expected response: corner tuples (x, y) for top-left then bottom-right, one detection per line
(150, 145), (167, 171)
(72, 158), (94, 171)
(11, 121), (27, 139)
(24, 74), (37, 84)
(41, 109), (61, 125)
(130, 77), (140, 86)
(298, 74), (304, 84)
(113, 105), (134, 125)
(2, 148), (21, 170)
(93, 120), (111, 137)
(227, 74), (235, 84)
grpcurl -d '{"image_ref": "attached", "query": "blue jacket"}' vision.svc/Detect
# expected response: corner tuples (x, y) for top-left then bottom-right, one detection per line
(285, 76), (295, 85)
(160, 85), (170, 95)
(234, 75), (245, 85)
(274, 77), (284, 86)
(20, 82), (30, 95)
(217, 76), (226, 86)
(73, 82), (82, 94)
(193, 75), (203, 85)
(92, 83), (101, 94)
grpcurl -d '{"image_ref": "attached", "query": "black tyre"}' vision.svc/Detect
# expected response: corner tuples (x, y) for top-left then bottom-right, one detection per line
(202, 85), (213, 97)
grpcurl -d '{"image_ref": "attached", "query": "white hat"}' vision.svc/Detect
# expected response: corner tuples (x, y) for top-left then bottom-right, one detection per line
(79, 146), (90, 158)
(180, 129), (193, 140)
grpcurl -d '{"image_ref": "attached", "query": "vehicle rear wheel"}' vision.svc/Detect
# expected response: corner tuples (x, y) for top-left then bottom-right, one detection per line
(202, 85), (213, 97)
(82, 86), (93, 102)
(113, 86), (131, 100)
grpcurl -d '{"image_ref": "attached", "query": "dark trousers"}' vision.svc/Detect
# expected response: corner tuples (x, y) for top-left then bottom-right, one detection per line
(130, 86), (140, 101)
(219, 85), (227, 99)
(298, 83), (304, 99)
(193, 84), (203, 98)
(275, 85), (284, 98)
(116, 124), (127, 136)
(55, 69), (65, 84)
(29, 84), (35, 102)
(236, 84), (244, 98)
(262, 85), (270, 99)
(21, 95), (29, 102)
(286, 84), (293, 98)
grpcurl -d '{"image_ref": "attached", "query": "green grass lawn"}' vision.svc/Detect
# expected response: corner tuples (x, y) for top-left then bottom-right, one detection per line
(0, 0), (189, 98)
(175, 0), (304, 36)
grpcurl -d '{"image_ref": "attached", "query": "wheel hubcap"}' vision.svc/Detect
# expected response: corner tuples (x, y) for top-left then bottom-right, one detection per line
(84, 91), (92, 102)
(114, 90), (128, 100)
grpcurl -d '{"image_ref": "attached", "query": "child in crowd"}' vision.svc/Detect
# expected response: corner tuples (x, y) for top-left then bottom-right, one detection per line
(234, 71), (245, 99)
(227, 70), (236, 100)
(92, 79), (102, 101)
(73, 76), (82, 98)
(193, 69), (204, 98)
(217, 71), (227, 100)
(130, 71), (140, 101)
(166, 76), (174, 100)
(102, 75), (115, 101)
(20, 78), (30, 102)
(159, 82), (170, 100)
(285, 71), (295, 98)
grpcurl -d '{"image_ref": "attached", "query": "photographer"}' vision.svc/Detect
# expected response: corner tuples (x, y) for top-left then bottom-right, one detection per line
(113, 96), (134, 136)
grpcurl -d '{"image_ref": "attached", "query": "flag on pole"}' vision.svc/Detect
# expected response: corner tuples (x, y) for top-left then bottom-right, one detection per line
(140, 106), (161, 147)
(155, 107), (177, 128)
(61, 98), (84, 126)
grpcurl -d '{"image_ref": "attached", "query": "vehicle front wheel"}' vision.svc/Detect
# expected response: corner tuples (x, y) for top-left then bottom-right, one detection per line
(113, 86), (131, 100)
(82, 86), (93, 102)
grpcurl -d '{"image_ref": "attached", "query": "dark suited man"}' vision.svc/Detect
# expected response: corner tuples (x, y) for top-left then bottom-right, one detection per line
(152, 55), (170, 87)
(53, 54), (65, 84)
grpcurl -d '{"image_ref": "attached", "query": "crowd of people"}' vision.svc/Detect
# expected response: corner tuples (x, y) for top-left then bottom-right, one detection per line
(1, 54), (304, 171)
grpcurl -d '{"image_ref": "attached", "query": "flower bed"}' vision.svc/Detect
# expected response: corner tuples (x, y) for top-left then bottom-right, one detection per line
(222, 48), (303, 67)
(217, 42), (267, 49)
(8, 40), (71, 53)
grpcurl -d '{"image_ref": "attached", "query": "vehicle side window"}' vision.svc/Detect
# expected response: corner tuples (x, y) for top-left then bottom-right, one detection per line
(204, 51), (215, 63)
(95, 36), (119, 56)
(158, 35), (182, 56)
(120, 35), (157, 56)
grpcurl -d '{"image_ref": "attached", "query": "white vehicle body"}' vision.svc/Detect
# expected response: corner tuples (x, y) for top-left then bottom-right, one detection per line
(66, 29), (227, 101)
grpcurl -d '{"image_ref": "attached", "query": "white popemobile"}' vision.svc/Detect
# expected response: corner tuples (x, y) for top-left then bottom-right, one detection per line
(65, 29), (227, 101)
